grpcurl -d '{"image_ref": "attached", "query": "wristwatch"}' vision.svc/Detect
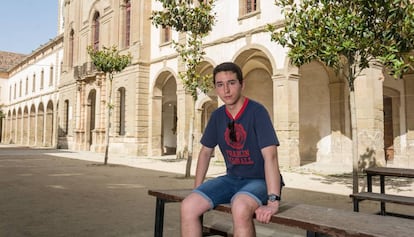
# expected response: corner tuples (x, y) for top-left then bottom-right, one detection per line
(268, 194), (281, 202)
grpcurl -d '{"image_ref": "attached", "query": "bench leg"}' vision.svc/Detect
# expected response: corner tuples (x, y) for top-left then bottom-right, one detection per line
(154, 198), (166, 237)
(380, 202), (386, 216)
(380, 176), (386, 215)
(352, 197), (360, 212)
(307, 231), (323, 237)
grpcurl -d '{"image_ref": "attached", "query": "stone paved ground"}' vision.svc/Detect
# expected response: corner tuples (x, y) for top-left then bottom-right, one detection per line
(0, 145), (413, 236)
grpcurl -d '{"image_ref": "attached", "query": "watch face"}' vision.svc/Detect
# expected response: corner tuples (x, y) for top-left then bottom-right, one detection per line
(268, 194), (280, 202)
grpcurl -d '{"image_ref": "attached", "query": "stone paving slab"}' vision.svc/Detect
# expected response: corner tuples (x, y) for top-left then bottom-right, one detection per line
(1, 145), (413, 236)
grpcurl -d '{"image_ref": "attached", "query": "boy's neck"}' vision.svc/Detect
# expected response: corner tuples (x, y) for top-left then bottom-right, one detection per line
(226, 96), (246, 118)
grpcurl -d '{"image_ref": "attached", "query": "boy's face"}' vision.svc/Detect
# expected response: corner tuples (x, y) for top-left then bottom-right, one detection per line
(214, 71), (244, 106)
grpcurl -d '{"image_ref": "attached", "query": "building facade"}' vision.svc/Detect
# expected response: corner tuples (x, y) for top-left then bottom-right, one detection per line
(0, 36), (63, 147)
(1, 0), (414, 171)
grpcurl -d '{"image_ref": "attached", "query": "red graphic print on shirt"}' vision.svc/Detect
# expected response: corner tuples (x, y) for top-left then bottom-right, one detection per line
(225, 123), (254, 165)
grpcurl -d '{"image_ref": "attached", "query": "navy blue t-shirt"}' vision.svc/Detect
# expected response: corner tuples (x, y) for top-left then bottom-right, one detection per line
(200, 98), (279, 179)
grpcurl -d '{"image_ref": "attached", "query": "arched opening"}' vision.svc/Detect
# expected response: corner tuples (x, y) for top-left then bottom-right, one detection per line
(87, 90), (97, 149)
(30, 105), (36, 145)
(37, 103), (45, 146)
(162, 77), (177, 155)
(299, 61), (331, 165)
(45, 101), (54, 147)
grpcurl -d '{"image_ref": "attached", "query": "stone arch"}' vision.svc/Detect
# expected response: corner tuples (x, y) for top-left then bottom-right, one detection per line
(17, 108), (22, 144)
(86, 89), (97, 149)
(233, 44), (278, 75)
(45, 100), (54, 147)
(37, 103), (45, 146)
(11, 109), (17, 144)
(114, 87), (126, 136)
(4, 110), (12, 143)
(234, 48), (274, 121)
(193, 61), (217, 156)
(29, 104), (36, 145)
(382, 86), (401, 162)
(151, 70), (177, 156)
(298, 61), (332, 165)
(23, 106), (29, 145)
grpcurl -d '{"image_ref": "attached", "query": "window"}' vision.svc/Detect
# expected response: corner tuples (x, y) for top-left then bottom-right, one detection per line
(32, 74), (36, 92)
(25, 77), (28, 95)
(14, 83), (16, 99)
(40, 69), (44, 89)
(69, 29), (74, 67)
(49, 65), (54, 86)
(125, 0), (131, 47)
(93, 12), (100, 50)
(19, 80), (22, 97)
(161, 26), (171, 44)
(63, 100), (69, 135)
(9, 86), (11, 101)
(239, 0), (259, 17)
(117, 87), (126, 135)
(246, 0), (257, 13)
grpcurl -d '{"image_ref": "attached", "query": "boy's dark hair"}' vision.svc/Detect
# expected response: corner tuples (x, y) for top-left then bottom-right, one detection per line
(213, 62), (243, 84)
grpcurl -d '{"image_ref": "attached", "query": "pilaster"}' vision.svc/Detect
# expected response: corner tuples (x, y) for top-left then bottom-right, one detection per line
(404, 73), (414, 167)
(273, 73), (300, 168)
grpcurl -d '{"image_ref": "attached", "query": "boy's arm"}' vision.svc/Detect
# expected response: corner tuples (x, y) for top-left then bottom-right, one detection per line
(194, 145), (214, 188)
(255, 145), (281, 223)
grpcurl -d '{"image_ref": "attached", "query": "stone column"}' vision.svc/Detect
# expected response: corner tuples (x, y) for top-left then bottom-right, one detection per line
(176, 88), (193, 159)
(354, 67), (385, 168)
(404, 73), (414, 167)
(75, 81), (85, 150)
(150, 95), (163, 156)
(95, 75), (105, 152)
(273, 72), (300, 168)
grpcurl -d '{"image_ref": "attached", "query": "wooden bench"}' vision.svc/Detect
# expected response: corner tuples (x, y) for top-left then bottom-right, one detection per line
(148, 189), (414, 237)
(350, 167), (414, 216)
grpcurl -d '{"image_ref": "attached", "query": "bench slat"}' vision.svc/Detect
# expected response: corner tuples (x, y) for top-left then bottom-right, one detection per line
(149, 189), (414, 237)
(365, 167), (414, 178)
(350, 192), (414, 205)
(271, 203), (413, 237)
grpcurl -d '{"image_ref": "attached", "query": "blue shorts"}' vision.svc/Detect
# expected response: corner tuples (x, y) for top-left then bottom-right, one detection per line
(193, 175), (268, 209)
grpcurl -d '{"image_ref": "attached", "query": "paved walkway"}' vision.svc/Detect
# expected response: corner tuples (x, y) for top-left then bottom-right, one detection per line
(1, 145), (413, 237)
(23, 145), (412, 197)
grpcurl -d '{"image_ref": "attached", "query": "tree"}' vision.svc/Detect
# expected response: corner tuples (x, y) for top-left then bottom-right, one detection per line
(268, 0), (414, 193)
(151, 0), (215, 177)
(87, 45), (132, 165)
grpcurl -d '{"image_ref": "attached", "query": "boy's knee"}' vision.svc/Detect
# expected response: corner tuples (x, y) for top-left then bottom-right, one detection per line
(181, 193), (210, 218)
(231, 195), (257, 219)
(181, 198), (194, 216)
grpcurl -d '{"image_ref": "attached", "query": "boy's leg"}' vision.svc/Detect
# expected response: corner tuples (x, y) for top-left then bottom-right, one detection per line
(181, 175), (235, 237)
(231, 178), (267, 237)
(181, 192), (210, 237)
(231, 194), (259, 237)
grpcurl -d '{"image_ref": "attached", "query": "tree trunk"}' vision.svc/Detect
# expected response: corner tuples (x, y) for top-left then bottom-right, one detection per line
(184, 99), (195, 178)
(349, 88), (359, 194)
(104, 74), (113, 165)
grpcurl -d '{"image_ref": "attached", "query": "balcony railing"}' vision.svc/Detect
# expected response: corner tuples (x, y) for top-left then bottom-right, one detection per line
(73, 62), (98, 80)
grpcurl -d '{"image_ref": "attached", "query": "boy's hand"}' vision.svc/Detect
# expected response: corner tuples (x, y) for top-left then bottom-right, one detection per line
(254, 202), (279, 224)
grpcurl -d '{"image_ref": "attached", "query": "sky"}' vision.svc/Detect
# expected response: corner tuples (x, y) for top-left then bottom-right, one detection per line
(0, 0), (58, 55)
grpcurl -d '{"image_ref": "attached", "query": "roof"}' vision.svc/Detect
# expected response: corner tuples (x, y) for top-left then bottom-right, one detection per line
(0, 51), (27, 72)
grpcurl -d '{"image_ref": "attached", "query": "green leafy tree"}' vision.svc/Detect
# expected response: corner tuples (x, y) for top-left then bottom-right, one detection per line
(87, 45), (132, 165)
(268, 0), (414, 193)
(151, 0), (215, 177)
